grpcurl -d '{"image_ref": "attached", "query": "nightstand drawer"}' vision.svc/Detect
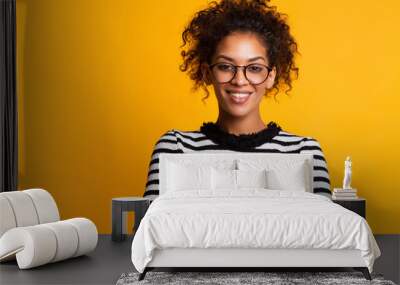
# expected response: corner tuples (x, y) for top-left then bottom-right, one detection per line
(333, 198), (366, 218)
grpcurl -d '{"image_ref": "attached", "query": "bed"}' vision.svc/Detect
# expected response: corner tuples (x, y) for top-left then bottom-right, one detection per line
(131, 153), (381, 281)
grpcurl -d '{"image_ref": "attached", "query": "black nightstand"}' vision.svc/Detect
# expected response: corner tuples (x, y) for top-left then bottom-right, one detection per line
(333, 198), (366, 218)
(111, 197), (150, 242)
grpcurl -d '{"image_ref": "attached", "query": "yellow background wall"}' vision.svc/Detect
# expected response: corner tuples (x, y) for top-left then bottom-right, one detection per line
(16, 0), (399, 234)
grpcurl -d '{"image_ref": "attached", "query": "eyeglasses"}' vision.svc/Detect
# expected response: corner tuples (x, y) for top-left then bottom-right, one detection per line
(209, 62), (273, 85)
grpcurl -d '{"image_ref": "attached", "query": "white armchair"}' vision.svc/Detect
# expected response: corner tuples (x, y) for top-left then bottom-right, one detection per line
(0, 188), (98, 269)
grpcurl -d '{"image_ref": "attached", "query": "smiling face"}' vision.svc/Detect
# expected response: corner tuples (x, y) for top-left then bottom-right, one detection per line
(203, 32), (276, 118)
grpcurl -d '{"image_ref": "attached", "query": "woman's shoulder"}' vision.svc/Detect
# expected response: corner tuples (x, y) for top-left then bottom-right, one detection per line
(275, 128), (324, 149)
(155, 128), (206, 143)
(275, 128), (317, 142)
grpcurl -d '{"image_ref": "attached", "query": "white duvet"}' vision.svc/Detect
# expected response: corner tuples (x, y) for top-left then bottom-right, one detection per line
(131, 189), (381, 273)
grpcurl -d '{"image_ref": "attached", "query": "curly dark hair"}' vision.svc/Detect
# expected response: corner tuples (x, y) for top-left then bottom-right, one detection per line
(179, 0), (299, 101)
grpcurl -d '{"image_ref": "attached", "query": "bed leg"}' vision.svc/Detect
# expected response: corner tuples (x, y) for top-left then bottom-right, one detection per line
(138, 268), (148, 281)
(354, 267), (371, 280)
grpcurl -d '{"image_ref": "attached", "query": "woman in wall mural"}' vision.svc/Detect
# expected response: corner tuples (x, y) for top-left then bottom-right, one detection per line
(143, 0), (331, 200)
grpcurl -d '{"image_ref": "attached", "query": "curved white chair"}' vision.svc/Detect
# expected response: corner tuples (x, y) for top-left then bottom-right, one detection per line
(0, 189), (98, 269)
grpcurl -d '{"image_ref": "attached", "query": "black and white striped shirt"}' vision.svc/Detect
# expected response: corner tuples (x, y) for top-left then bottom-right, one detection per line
(143, 122), (331, 200)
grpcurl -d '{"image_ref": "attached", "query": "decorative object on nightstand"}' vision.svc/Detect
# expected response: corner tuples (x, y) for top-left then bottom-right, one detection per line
(333, 156), (358, 200)
(333, 188), (358, 199)
(112, 197), (150, 242)
(332, 197), (366, 218)
(332, 156), (365, 217)
(343, 156), (352, 189)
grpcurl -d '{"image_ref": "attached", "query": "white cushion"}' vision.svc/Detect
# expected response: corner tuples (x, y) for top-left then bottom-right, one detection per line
(0, 189), (60, 238)
(24, 189), (60, 223)
(266, 162), (308, 191)
(64, 218), (98, 257)
(212, 168), (237, 190)
(42, 221), (79, 262)
(0, 218), (97, 269)
(159, 154), (237, 195)
(0, 189), (98, 269)
(238, 159), (310, 192)
(0, 225), (57, 269)
(159, 153), (313, 194)
(0, 196), (17, 237)
(166, 161), (212, 191)
(211, 169), (268, 190)
(0, 191), (39, 227)
(237, 169), (268, 188)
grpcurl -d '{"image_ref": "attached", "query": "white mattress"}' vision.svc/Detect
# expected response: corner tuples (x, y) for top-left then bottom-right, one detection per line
(131, 190), (381, 273)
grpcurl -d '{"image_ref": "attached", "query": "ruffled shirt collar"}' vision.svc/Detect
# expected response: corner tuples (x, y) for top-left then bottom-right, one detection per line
(200, 121), (282, 150)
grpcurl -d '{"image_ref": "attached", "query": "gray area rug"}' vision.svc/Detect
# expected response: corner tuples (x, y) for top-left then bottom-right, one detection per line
(116, 271), (396, 285)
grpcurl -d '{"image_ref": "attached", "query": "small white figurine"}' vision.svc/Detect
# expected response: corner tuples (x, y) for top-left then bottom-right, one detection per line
(343, 156), (352, 189)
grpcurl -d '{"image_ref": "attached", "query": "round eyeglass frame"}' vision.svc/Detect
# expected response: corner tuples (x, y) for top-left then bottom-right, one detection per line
(208, 62), (273, 85)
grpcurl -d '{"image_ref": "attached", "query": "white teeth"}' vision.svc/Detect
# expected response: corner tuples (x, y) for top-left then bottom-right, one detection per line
(229, 92), (251, 98)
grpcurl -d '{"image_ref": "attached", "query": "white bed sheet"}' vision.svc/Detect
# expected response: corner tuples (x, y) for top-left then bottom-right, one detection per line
(131, 189), (380, 273)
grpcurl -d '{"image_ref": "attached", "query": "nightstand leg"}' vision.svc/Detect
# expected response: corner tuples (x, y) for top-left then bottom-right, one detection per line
(112, 203), (124, 242)
(121, 211), (127, 235)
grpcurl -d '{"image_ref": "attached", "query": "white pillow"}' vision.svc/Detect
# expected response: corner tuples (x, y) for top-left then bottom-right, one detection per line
(166, 161), (212, 191)
(266, 163), (307, 191)
(209, 159), (237, 171)
(211, 168), (268, 190)
(237, 159), (309, 192)
(236, 169), (268, 188)
(212, 168), (237, 190)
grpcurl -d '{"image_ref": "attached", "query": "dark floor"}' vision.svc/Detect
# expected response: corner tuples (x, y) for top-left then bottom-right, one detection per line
(0, 234), (399, 285)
